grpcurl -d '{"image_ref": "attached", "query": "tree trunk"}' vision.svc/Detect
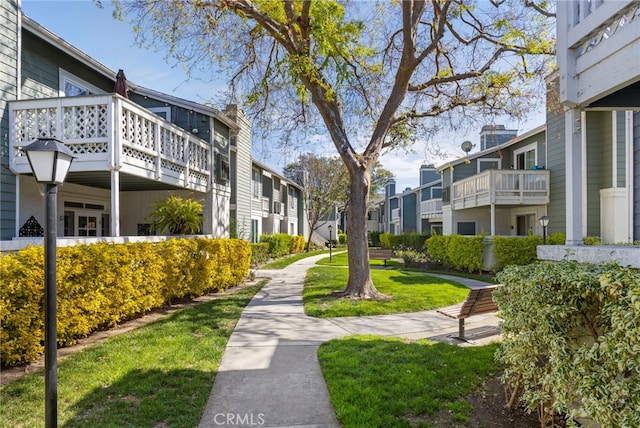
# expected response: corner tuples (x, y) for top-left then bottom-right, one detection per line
(334, 166), (382, 299)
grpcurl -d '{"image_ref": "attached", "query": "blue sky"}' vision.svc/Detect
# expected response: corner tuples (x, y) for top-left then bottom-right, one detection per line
(21, 0), (547, 191)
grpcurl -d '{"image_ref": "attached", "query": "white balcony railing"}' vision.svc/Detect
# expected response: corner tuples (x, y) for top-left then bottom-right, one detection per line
(451, 169), (549, 210)
(9, 95), (211, 192)
(261, 197), (270, 217)
(420, 198), (443, 219)
(558, 1), (640, 106)
(391, 208), (401, 222)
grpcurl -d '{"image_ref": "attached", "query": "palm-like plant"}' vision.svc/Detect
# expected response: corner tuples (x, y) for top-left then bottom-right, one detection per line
(146, 195), (203, 235)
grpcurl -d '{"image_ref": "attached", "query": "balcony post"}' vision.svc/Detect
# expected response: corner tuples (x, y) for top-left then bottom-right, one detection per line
(490, 203), (496, 237)
(565, 108), (585, 245)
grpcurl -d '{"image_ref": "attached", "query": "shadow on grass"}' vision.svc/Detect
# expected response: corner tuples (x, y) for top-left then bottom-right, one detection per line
(319, 336), (499, 427)
(62, 368), (212, 428)
(386, 273), (469, 289)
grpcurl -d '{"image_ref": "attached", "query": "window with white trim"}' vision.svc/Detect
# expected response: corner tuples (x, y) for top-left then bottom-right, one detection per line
(252, 168), (261, 200)
(514, 143), (537, 170)
(148, 107), (172, 122)
(478, 158), (501, 173)
(59, 68), (102, 97)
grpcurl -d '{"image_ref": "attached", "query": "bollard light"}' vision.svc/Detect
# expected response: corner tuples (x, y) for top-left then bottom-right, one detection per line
(538, 215), (550, 245)
(328, 225), (333, 264)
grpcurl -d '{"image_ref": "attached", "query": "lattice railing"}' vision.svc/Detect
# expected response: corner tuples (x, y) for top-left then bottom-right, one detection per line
(9, 95), (211, 191)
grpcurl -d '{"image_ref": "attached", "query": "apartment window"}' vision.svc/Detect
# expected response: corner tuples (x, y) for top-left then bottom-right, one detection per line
(59, 68), (102, 97)
(514, 143), (537, 170)
(215, 153), (230, 182)
(457, 222), (476, 235)
(478, 158), (501, 173)
(149, 107), (172, 122)
(252, 168), (261, 200)
(251, 219), (259, 243)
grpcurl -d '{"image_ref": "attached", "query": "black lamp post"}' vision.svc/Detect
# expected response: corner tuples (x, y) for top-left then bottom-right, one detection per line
(328, 225), (333, 264)
(21, 138), (75, 428)
(539, 215), (550, 245)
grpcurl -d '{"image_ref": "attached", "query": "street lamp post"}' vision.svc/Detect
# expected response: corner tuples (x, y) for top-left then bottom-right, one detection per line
(21, 138), (75, 428)
(328, 225), (333, 264)
(539, 215), (550, 245)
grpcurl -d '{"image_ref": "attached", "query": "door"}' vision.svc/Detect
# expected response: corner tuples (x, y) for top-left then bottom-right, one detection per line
(77, 212), (99, 237)
(516, 214), (535, 236)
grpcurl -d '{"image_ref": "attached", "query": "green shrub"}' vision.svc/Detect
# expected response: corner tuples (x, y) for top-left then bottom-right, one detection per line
(145, 195), (203, 235)
(379, 233), (402, 249)
(493, 235), (541, 271)
(395, 250), (429, 267)
(494, 261), (640, 427)
(260, 233), (292, 257)
(401, 232), (430, 251)
(426, 234), (486, 272)
(425, 234), (449, 267)
(546, 232), (566, 245)
(368, 231), (381, 247)
(583, 236), (601, 245)
(289, 235), (305, 254)
(0, 238), (250, 368)
(338, 233), (347, 245)
(250, 243), (270, 266)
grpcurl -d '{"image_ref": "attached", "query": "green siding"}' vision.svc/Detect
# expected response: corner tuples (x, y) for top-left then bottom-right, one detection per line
(616, 111), (626, 187)
(585, 111), (610, 237)
(21, 31), (113, 99)
(0, 0), (19, 239)
(402, 192), (417, 232)
(546, 89), (566, 235)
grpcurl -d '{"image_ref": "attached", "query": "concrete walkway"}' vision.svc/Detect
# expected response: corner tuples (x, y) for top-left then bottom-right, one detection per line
(198, 254), (501, 428)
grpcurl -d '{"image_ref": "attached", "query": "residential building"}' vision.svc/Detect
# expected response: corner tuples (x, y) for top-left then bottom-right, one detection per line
(0, 3), (306, 250)
(540, 0), (639, 266)
(373, 164), (442, 236)
(247, 160), (307, 243)
(556, 0), (639, 245)
(438, 125), (548, 237)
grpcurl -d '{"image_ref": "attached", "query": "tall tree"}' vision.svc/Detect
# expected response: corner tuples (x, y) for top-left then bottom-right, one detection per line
(283, 154), (394, 251)
(117, 0), (554, 298)
(283, 154), (348, 251)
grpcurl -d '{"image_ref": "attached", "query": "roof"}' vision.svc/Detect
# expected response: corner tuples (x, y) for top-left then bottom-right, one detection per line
(252, 158), (303, 191)
(437, 124), (546, 172)
(21, 14), (238, 130)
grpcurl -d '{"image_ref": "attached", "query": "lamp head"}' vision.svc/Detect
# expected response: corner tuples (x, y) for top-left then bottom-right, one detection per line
(538, 215), (550, 227)
(20, 138), (75, 184)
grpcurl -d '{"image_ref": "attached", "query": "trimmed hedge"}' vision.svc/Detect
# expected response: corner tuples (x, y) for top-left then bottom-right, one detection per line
(250, 243), (270, 267)
(495, 261), (640, 427)
(379, 232), (429, 251)
(425, 234), (487, 273)
(260, 233), (291, 258)
(493, 235), (541, 271)
(290, 235), (305, 254)
(0, 238), (250, 368)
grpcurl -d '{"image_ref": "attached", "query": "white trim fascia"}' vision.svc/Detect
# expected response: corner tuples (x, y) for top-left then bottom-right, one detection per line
(251, 159), (302, 191)
(17, 0), (22, 100)
(436, 124), (546, 172)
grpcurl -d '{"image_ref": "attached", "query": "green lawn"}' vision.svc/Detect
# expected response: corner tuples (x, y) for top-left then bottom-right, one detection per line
(0, 284), (262, 428)
(318, 336), (498, 427)
(304, 267), (469, 317)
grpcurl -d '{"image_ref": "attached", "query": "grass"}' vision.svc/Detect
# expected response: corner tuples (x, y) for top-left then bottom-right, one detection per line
(315, 251), (402, 268)
(261, 249), (331, 269)
(318, 336), (499, 427)
(0, 284), (263, 428)
(304, 267), (469, 317)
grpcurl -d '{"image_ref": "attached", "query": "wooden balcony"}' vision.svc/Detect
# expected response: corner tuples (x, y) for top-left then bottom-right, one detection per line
(451, 170), (549, 210)
(391, 208), (401, 222)
(420, 198), (443, 219)
(558, 1), (640, 107)
(9, 95), (211, 192)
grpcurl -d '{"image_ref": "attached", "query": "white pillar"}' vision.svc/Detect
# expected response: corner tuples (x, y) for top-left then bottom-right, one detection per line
(565, 108), (584, 245)
(490, 203), (496, 236)
(111, 169), (120, 237)
(626, 111), (634, 243)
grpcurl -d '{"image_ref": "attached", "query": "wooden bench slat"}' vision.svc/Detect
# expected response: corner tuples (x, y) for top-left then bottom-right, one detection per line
(436, 285), (502, 339)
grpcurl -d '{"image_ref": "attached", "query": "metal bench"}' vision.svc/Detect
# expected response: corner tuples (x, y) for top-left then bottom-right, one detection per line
(368, 248), (394, 266)
(437, 285), (501, 340)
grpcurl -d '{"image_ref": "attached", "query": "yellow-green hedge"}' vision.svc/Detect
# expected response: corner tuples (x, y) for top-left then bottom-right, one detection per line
(0, 238), (250, 368)
(290, 235), (305, 254)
